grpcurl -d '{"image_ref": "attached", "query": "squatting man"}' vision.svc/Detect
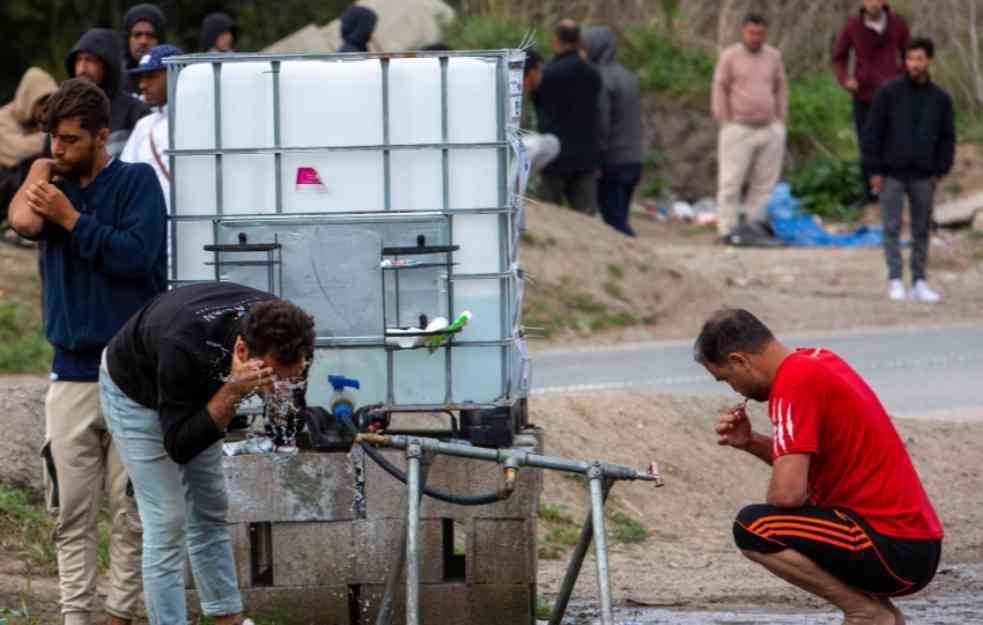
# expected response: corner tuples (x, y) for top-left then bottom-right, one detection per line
(695, 308), (942, 625)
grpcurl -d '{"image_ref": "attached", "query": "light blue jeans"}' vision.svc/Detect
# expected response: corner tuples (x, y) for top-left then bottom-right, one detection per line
(99, 362), (242, 625)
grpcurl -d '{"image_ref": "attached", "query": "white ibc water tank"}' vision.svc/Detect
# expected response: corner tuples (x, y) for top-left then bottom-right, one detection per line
(169, 51), (525, 406)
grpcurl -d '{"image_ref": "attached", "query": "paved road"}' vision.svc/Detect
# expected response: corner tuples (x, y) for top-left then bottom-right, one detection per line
(532, 323), (983, 419)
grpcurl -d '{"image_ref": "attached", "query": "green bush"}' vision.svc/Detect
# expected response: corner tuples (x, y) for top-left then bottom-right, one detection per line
(787, 72), (857, 160)
(789, 157), (864, 223)
(0, 302), (51, 374)
(621, 25), (714, 105)
(441, 14), (550, 53)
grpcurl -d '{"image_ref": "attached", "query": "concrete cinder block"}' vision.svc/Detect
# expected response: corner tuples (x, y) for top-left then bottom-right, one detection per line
(359, 583), (472, 625)
(190, 585), (352, 625)
(351, 518), (444, 584)
(470, 583), (535, 625)
(472, 519), (535, 584)
(224, 451), (358, 523)
(271, 521), (355, 587)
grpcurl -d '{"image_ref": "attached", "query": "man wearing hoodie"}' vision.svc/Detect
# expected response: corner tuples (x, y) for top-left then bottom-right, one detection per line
(0, 67), (57, 246)
(200, 12), (237, 52)
(9, 78), (166, 625)
(120, 3), (168, 97)
(585, 26), (643, 237)
(67, 28), (148, 158)
(833, 1), (909, 206)
(338, 5), (378, 53)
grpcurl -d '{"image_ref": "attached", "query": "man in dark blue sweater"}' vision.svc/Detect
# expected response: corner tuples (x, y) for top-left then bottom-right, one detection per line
(9, 78), (166, 625)
(862, 36), (955, 303)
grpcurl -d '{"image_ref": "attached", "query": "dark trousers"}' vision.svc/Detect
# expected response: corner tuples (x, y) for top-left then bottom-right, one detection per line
(540, 172), (598, 216)
(597, 162), (641, 237)
(881, 176), (935, 282)
(853, 98), (875, 203)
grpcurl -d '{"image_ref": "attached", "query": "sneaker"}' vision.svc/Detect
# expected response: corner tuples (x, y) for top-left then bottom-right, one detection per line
(910, 280), (941, 303)
(888, 279), (907, 301)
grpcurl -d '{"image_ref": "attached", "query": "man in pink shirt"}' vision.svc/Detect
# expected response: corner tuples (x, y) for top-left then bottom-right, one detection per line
(712, 13), (788, 245)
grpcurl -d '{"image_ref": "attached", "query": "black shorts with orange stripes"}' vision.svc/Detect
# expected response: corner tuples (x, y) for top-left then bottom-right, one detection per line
(733, 504), (941, 597)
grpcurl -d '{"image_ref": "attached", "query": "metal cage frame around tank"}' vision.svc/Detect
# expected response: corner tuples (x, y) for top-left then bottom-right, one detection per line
(163, 50), (528, 414)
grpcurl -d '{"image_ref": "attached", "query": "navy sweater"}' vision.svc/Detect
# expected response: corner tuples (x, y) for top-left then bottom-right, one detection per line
(40, 158), (166, 380)
(862, 75), (956, 181)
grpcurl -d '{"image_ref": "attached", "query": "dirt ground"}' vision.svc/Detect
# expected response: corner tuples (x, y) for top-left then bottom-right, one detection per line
(530, 391), (983, 614)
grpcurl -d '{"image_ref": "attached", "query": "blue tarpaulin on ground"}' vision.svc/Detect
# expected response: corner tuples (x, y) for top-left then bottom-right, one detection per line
(767, 183), (883, 247)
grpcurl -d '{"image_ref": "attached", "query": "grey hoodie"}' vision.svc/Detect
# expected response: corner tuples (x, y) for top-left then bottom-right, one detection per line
(584, 27), (643, 165)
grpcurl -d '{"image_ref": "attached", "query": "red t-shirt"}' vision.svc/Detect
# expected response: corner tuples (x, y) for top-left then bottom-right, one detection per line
(768, 348), (943, 540)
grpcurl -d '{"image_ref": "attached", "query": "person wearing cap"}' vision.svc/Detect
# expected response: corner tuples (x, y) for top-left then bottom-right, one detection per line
(200, 12), (237, 52)
(66, 28), (148, 158)
(120, 3), (168, 97)
(122, 44), (182, 215)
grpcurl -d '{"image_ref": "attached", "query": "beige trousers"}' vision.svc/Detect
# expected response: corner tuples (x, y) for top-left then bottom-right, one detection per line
(43, 381), (143, 624)
(716, 121), (786, 236)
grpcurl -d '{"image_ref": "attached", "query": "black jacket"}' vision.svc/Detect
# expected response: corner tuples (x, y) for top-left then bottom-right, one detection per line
(339, 5), (378, 53)
(533, 49), (603, 175)
(862, 75), (955, 180)
(107, 282), (277, 464)
(66, 28), (148, 158)
(200, 12), (237, 52)
(120, 3), (168, 96)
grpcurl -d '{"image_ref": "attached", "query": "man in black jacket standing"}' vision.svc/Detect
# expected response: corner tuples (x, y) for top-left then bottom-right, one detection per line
(120, 4), (168, 97)
(863, 37), (955, 303)
(533, 19), (603, 215)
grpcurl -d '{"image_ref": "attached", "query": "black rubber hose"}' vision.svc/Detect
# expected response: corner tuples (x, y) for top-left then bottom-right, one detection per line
(340, 409), (505, 506)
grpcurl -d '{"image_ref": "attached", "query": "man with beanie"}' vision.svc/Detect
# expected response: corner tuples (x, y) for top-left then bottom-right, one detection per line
(200, 12), (237, 52)
(338, 5), (378, 53)
(584, 26), (643, 237)
(120, 4), (167, 97)
(66, 28), (148, 158)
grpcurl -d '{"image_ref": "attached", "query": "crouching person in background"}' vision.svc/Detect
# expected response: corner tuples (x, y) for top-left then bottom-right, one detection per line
(99, 282), (316, 625)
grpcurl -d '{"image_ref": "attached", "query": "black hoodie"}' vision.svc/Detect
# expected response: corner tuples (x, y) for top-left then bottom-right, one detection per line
(200, 12), (237, 52)
(120, 3), (168, 96)
(338, 5), (377, 53)
(66, 28), (148, 158)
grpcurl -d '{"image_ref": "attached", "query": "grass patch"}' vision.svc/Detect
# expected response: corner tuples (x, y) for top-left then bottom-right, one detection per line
(442, 14), (549, 52)
(789, 157), (864, 223)
(539, 502), (574, 525)
(0, 302), (51, 374)
(610, 511), (649, 545)
(602, 281), (627, 301)
(545, 525), (581, 547)
(621, 24), (714, 106)
(0, 486), (58, 577)
(536, 596), (553, 620)
(606, 263), (624, 280)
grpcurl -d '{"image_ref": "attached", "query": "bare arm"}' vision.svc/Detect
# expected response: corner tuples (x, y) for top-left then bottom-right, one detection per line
(8, 158), (54, 237)
(767, 453), (811, 508)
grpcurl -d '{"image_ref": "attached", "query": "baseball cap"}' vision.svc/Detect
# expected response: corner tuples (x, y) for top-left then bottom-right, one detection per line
(129, 44), (184, 75)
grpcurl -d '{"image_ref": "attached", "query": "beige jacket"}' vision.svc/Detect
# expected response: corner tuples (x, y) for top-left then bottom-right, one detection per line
(0, 67), (58, 168)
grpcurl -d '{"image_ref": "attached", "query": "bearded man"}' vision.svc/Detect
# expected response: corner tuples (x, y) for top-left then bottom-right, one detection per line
(8, 77), (166, 625)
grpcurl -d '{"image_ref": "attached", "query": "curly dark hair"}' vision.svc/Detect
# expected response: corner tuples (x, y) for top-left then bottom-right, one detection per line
(240, 299), (316, 365)
(42, 78), (110, 135)
(693, 308), (775, 367)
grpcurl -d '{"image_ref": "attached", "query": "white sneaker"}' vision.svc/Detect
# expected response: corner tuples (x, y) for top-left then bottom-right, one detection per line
(911, 280), (941, 303)
(888, 279), (907, 301)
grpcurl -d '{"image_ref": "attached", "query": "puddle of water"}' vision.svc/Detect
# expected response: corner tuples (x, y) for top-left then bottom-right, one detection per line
(558, 594), (981, 625)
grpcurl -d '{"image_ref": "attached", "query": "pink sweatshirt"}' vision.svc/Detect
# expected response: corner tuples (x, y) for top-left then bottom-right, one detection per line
(712, 43), (788, 126)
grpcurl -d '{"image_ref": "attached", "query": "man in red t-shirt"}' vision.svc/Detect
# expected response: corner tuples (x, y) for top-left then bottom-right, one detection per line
(694, 308), (942, 625)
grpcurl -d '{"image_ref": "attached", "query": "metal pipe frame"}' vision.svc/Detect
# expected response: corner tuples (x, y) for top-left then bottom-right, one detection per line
(359, 433), (663, 625)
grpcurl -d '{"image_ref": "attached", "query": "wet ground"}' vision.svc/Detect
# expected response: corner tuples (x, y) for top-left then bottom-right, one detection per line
(550, 564), (983, 625)
(558, 595), (981, 625)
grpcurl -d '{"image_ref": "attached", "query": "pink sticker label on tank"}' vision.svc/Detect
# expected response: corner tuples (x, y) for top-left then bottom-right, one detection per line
(295, 167), (327, 192)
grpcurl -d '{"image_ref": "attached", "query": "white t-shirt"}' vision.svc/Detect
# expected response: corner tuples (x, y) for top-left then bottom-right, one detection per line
(121, 106), (170, 212)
